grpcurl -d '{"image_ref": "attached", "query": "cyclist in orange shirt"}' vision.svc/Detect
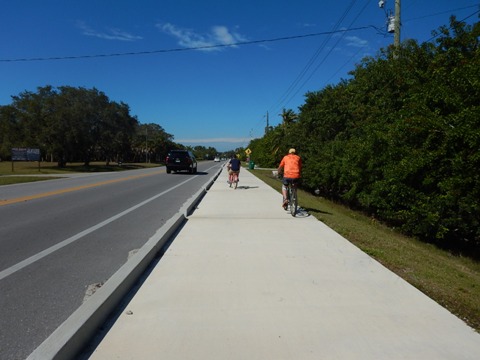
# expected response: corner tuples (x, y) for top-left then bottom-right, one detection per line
(278, 148), (302, 209)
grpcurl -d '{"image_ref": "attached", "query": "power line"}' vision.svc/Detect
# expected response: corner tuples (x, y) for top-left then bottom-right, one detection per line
(280, 0), (372, 110)
(268, 0), (362, 115)
(270, 4), (480, 117)
(324, 44), (367, 85)
(256, 5), (480, 137)
(353, 8), (480, 115)
(0, 26), (373, 63)
(425, 8), (480, 42)
(405, 4), (480, 22)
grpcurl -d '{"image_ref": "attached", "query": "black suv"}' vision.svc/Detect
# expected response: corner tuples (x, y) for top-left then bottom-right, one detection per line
(165, 150), (198, 174)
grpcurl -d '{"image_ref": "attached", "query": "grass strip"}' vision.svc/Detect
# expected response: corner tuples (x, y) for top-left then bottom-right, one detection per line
(250, 169), (480, 332)
(0, 176), (64, 186)
(0, 161), (161, 175)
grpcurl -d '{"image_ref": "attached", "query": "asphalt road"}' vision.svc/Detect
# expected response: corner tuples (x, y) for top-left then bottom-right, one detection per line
(0, 161), (223, 360)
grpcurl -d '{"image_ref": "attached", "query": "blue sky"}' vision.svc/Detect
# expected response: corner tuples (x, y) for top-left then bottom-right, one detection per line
(1, 1), (479, 151)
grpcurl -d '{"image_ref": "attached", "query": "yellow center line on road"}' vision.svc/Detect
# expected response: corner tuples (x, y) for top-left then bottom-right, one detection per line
(0, 170), (165, 206)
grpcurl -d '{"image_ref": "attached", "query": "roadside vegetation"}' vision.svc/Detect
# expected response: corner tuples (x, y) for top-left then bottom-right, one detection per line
(247, 17), (480, 259)
(0, 87), (220, 168)
(251, 169), (480, 332)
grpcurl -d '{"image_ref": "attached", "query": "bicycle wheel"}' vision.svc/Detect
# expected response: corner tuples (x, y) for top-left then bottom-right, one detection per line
(289, 186), (297, 216)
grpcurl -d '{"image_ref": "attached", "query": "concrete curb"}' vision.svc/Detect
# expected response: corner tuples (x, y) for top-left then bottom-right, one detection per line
(27, 168), (222, 360)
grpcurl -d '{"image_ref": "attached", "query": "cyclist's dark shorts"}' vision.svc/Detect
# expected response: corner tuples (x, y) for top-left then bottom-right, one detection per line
(282, 177), (301, 186)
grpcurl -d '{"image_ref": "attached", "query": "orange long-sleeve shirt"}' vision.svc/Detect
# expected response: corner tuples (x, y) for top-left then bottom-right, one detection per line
(279, 154), (302, 178)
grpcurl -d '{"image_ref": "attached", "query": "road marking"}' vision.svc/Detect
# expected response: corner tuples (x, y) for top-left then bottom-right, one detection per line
(0, 171), (164, 206)
(0, 175), (197, 281)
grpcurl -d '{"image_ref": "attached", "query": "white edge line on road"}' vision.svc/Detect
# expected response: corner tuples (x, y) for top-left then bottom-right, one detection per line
(0, 175), (199, 281)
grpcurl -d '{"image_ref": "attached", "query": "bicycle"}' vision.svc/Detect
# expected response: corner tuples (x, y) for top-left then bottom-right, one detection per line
(229, 171), (239, 189)
(284, 181), (298, 216)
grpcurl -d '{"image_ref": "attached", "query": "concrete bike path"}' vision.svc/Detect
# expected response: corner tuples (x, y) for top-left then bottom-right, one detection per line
(89, 168), (480, 360)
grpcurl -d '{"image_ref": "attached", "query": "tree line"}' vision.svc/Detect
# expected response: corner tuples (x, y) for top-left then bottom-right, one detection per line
(248, 17), (480, 258)
(0, 85), (218, 166)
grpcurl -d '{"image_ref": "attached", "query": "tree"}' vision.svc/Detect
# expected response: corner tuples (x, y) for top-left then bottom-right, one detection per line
(99, 101), (138, 165)
(0, 105), (21, 160)
(6, 85), (144, 166)
(132, 123), (176, 163)
(279, 108), (297, 127)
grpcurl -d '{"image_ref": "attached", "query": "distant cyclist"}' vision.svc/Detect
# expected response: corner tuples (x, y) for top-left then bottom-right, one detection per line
(227, 155), (241, 188)
(278, 148), (302, 208)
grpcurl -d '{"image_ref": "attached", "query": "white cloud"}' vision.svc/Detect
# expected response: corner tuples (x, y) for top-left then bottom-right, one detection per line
(300, 23), (317, 28)
(77, 21), (142, 41)
(345, 35), (368, 48)
(157, 23), (247, 51)
(212, 26), (236, 44)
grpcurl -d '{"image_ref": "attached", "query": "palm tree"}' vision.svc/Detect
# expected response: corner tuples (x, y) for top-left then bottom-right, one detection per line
(279, 108), (298, 128)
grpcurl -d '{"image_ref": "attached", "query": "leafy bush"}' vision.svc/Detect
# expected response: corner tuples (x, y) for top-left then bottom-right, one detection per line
(249, 17), (480, 258)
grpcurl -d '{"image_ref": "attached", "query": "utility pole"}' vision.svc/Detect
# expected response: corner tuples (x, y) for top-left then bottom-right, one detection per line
(394, 0), (401, 49)
(264, 111), (270, 134)
(379, 0), (401, 55)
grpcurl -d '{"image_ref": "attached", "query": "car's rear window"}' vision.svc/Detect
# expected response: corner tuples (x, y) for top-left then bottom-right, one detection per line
(169, 151), (188, 157)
